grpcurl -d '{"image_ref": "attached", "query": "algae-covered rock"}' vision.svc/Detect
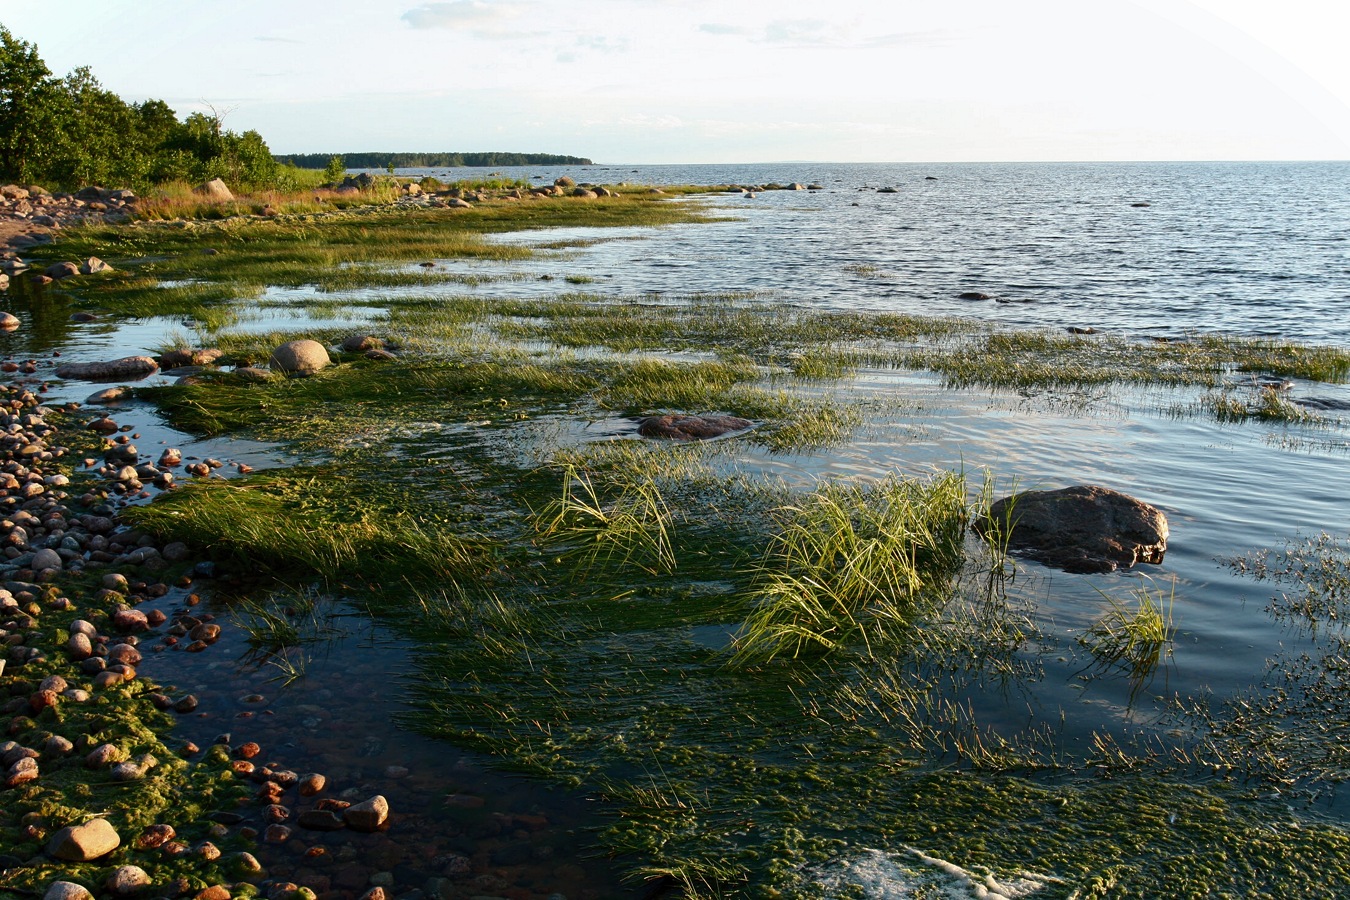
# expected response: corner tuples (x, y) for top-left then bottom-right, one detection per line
(638, 414), (753, 441)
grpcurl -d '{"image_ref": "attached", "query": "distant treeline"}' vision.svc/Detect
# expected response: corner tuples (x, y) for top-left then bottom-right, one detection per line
(275, 152), (594, 170)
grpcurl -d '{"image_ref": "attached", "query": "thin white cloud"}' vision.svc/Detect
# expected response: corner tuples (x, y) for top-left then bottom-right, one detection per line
(698, 23), (749, 36)
(255, 36), (305, 45)
(763, 18), (835, 45)
(401, 1), (529, 34)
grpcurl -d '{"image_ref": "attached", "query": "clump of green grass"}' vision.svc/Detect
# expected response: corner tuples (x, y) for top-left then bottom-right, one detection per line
(534, 465), (676, 575)
(1202, 386), (1325, 425)
(123, 467), (489, 584)
(1079, 581), (1175, 682)
(732, 472), (968, 663)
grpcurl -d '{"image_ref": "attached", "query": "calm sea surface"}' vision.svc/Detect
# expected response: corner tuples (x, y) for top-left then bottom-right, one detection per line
(399, 160), (1350, 342)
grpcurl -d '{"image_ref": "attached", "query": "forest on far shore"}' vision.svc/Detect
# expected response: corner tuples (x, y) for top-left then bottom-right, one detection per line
(275, 151), (593, 170)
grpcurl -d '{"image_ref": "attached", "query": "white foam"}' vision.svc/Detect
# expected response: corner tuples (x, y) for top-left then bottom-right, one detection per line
(812, 847), (1059, 899)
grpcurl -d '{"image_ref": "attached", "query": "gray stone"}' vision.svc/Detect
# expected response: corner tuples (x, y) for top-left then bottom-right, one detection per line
(44, 261), (80, 280)
(55, 356), (159, 381)
(106, 865), (151, 896)
(80, 257), (112, 275)
(31, 548), (61, 571)
(980, 484), (1169, 574)
(44, 882), (94, 900)
(46, 818), (121, 861)
(197, 178), (234, 201)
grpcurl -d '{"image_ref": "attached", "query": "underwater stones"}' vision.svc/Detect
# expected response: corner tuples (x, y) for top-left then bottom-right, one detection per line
(268, 340), (330, 377)
(982, 484), (1169, 574)
(55, 356), (159, 381)
(343, 794), (390, 832)
(637, 414), (754, 441)
(86, 387), (131, 404)
(298, 772), (326, 796)
(46, 817), (121, 861)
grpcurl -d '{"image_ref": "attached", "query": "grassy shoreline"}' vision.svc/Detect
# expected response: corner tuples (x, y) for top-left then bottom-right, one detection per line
(7, 185), (1350, 897)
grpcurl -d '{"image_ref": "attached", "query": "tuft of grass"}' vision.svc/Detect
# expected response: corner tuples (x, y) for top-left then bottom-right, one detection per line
(732, 472), (968, 663)
(534, 465), (676, 575)
(1079, 580), (1175, 682)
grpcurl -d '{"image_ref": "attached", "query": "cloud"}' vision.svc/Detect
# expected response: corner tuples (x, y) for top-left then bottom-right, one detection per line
(763, 18), (836, 45)
(254, 36), (305, 45)
(401, 1), (526, 32)
(698, 23), (749, 36)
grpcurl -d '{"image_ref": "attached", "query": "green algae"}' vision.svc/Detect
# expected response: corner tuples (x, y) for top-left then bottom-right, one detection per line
(30, 193), (1350, 897)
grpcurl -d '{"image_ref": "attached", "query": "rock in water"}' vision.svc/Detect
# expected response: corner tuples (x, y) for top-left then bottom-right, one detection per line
(980, 484), (1168, 574)
(637, 414), (753, 441)
(269, 340), (330, 377)
(46, 818), (121, 861)
(55, 357), (159, 381)
(343, 794), (389, 831)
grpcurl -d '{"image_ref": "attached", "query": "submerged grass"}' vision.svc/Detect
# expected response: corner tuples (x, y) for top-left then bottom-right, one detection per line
(39, 191), (1350, 897)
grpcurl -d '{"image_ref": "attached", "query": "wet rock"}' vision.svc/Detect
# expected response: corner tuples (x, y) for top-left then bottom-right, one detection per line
(637, 414), (753, 441)
(980, 484), (1169, 574)
(297, 809), (346, 831)
(46, 818), (121, 861)
(298, 772), (326, 796)
(0, 312), (18, 330)
(106, 865), (151, 896)
(342, 795), (389, 832)
(133, 823), (175, 850)
(45, 261), (80, 280)
(5, 755), (39, 787)
(55, 356), (159, 381)
(44, 882), (94, 900)
(269, 340), (330, 377)
(190, 623), (222, 643)
(957, 291), (991, 301)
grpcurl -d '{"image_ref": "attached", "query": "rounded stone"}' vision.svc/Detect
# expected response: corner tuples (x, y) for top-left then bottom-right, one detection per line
(268, 340), (331, 377)
(106, 865), (152, 896)
(44, 882), (93, 900)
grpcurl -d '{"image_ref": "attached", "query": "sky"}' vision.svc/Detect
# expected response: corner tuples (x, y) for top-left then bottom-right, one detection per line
(2, 0), (1348, 163)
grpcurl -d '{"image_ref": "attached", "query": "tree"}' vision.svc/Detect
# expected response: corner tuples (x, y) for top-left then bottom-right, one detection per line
(0, 25), (62, 183)
(323, 155), (346, 184)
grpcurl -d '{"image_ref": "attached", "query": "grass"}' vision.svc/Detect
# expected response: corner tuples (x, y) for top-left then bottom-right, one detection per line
(732, 472), (968, 663)
(31, 189), (1350, 897)
(534, 464), (676, 575)
(1079, 580), (1176, 685)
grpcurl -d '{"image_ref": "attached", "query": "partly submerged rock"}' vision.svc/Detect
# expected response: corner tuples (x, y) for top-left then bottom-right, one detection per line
(637, 414), (754, 441)
(980, 484), (1168, 574)
(55, 356), (158, 381)
(268, 340), (330, 377)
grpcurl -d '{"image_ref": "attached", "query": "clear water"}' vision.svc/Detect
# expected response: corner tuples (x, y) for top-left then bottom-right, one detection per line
(6, 161), (1350, 892)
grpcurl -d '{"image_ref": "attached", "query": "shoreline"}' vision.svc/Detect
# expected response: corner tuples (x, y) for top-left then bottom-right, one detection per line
(4, 184), (1350, 897)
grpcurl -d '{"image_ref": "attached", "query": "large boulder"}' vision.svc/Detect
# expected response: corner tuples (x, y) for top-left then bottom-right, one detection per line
(197, 178), (234, 202)
(980, 484), (1168, 574)
(637, 414), (754, 441)
(55, 356), (159, 381)
(268, 340), (330, 377)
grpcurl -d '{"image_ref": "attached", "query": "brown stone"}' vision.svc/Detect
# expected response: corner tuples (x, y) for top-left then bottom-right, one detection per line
(637, 414), (754, 441)
(980, 484), (1169, 574)
(46, 818), (120, 861)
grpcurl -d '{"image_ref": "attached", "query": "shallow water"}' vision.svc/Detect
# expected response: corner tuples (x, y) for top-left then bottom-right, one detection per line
(5, 164), (1350, 892)
(395, 161), (1350, 343)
